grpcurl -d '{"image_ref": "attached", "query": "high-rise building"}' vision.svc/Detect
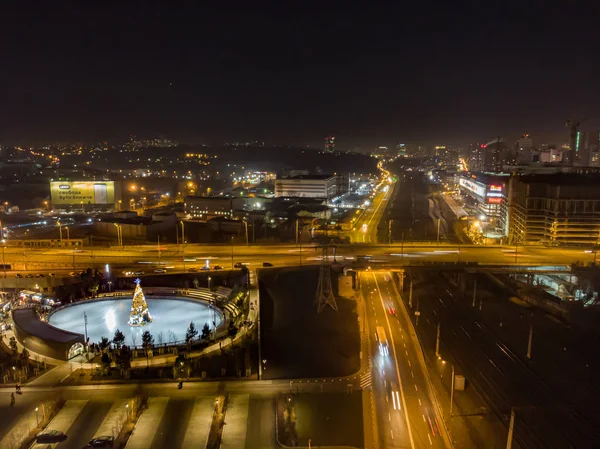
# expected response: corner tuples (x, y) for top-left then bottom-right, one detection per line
(324, 136), (336, 153)
(575, 131), (590, 165)
(518, 133), (533, 150)
(508, 171), (600, 245)
(397, 143), (407, 157)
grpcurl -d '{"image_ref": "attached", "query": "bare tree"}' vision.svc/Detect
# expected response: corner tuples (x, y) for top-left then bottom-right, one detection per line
(131, 333), (138, 349)
(157, 331), (165, 347)
(167, 330), (177, 346)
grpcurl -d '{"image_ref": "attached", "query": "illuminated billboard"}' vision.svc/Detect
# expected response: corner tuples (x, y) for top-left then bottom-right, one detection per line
(50, 181), (116, 205)
(459, 177), (485, 197)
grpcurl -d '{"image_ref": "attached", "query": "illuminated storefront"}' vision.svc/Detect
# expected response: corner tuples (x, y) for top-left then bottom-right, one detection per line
(459, 173), (508, 236)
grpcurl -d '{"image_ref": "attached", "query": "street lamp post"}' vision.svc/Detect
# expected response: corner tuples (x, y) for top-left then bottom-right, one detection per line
(65, 226), (70, 241)
(436, 218), (441, 245)
(35, 406), (39, 427)
(2, 240), (6, 279)
(242, 220), (249, 245)
(58, 221), (63, 246)
(180, 221), (186, 271)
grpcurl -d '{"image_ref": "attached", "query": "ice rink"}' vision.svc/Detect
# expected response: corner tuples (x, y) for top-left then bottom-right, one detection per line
(48, 297), (222, 346)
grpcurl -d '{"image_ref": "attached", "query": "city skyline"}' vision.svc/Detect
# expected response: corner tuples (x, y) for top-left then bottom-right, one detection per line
(2, 3), (599, 147)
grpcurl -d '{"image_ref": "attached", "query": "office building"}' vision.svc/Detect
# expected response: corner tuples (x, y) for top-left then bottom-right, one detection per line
(274, 174), (348, 202)
(508, 172), (600, 245)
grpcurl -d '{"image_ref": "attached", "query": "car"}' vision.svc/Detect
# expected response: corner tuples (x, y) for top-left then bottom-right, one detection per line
(83, 436), (114, 448)
(188, 268), (198, 272)
(15, 273), (22, 278)
(25, 273), (34, 278)
(48, 273), (56, 277)
(35, 430), (66, 443)
(387, 306), (396, 316)
(200, 266), (210, 271)
(234, 263), (243, 268)
(36, 273), (45, 278)
(212, 265), (223, 270)
(132, 271), (145, 275)
(69, 272), (77, 277)
(262, 262), (273, 267)
(384, 275), (391, 282)
(154, 269), (167, 273)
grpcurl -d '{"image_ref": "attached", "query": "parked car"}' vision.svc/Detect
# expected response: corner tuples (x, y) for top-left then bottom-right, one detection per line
(83, 436), (114, 448)
(35, 430), (66, 443)
(15, 273), (22, 278)
(132, 271), (145, 275)
(25, 273), (34, 278)
(262, 262), (274, 267)
(234, 262), (243, 268)
(48, 273), (56, 277)
(69, 272), (77, 277)
(188, 268), (198, 272)
(36, 273), (45, 278)
(212, 265), (223, 270)
(200, 266), (210, 271)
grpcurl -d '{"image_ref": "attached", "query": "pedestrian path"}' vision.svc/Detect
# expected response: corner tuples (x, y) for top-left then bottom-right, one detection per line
(180, 397), (214, 449)
(221, 394), (249, 449)
(46, 399), (88, 434)
(93, 399), (130, 439)
(0, 405), (39, 449)
(125, 397), (169, 449)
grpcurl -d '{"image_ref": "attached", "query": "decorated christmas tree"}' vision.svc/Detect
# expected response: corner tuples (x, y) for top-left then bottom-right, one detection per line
(128, 278), (152, 326)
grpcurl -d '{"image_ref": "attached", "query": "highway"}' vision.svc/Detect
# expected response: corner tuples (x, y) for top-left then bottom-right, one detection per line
(361, 271), (449, 449)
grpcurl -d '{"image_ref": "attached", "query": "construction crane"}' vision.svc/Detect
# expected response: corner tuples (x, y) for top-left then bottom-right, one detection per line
(565, 116), (594, 166)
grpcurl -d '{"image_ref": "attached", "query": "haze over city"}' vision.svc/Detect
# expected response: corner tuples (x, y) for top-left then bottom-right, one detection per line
(2, 3), (600, 449)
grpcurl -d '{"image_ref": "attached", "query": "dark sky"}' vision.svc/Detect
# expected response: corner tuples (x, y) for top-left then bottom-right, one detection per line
(1, 2), (599, 148)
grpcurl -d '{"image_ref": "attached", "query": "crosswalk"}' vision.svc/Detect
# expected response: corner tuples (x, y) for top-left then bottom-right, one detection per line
(2, 395), (255, 449)
(360, 371), (372, 389)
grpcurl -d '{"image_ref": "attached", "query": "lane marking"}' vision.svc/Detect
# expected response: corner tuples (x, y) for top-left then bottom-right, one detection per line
(418, 398), (422, 406)
(428, 434), (433, 445)
(372, 272), (416, 449)
(414, 384), (418, 392)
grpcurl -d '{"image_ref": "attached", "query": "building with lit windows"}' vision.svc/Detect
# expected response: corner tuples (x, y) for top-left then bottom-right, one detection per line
(458, 173), (509, 235)
(508, 172), (600, 246)
(274, 174), (348, 202)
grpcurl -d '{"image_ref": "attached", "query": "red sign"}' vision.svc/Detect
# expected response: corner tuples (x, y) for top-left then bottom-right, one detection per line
(487, 197), (502, 204)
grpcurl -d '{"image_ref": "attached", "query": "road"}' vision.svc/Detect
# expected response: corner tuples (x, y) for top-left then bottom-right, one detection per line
(360, 271), (449, 449)
(405, 270), (597, 448)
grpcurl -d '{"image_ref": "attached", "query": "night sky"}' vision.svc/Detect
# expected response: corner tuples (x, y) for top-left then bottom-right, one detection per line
(1, 2), (598, 148)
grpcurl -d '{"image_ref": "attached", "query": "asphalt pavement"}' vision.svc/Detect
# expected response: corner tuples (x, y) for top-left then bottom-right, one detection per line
(360, 271), (449, 449)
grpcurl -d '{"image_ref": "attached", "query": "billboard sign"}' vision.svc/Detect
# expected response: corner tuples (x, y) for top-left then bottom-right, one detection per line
(51, 181), (115, 205)
(459, 177), (485, 197)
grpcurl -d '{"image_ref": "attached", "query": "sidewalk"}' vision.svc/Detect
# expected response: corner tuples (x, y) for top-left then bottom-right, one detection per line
(0, 405), (39, 449)
(125, 397), (168, 449)
(221, 394), (250, 449)
(93, 399), (129, 439)
(180, 397), (213, 449)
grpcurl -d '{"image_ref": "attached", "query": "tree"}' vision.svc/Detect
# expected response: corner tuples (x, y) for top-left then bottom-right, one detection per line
(113, 329), (125, 350)
(9, 336), (18, 354)
(19, 348), (30, 369)
(117, 345), (132, 376)
(157, 331), (165, 347)
(193, 277), (200, 289)
(201, 323), (211, 340)
(185, 322), (198, 351)
(142, 331), (154, 353)
(89, 282), (99, 297)
(99, 336), (110, 351)
(167, 330), (177, 346)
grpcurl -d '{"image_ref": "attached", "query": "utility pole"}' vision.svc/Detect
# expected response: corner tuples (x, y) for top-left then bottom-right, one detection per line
(295, 219), (299, 244)
(472, 278), (477, 307)
(84, 311), (88, 356)
(437, 218), (441, 245)
(450, 364), (455, 416)
(157, 235), (161, 266)
(506, 408), (516, 449)
(527, 323), (533, 360)
(435, 322), (441, 357)
(409, 278), (413, 308)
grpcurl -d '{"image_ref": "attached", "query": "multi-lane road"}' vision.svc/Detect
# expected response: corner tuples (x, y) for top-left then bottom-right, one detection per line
(360, 271), (449, 449)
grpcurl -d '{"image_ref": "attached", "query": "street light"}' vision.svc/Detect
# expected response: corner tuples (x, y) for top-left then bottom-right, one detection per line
(35, 406), (39, 426)
(65, 226), (70, 241)
(57, 220), (63, 246)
